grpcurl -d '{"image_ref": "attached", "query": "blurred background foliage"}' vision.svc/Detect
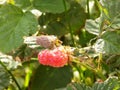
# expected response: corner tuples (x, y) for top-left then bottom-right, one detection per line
(0, 0), (120, 90)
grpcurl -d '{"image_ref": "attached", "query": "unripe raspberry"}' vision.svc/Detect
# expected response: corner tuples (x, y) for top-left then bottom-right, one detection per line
(36, 35), (62, 49)
(38, 47), (69, 67)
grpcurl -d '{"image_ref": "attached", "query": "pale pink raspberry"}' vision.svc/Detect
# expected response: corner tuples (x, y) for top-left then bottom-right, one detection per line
(36, 35), (58, 48)
(38, 47), (69, 67)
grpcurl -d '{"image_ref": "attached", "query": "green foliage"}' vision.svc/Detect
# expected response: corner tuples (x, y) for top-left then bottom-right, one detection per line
(0, 53), (21, 90)
(39, 1), (86, 36)
(14, 0), (31, 9)
(85, 18), (102, 36)
(85, 0), (120, 54)
(101, 0), (120, 30)
(94, 31), (120, 54)
(0, 68), (10, 90)
(0, 0), (120, 90)
(0, 4), (38, 53)
(40, 20), (68, 36)
(78, 30), (96, 47)
(66, 83), (92, 90)
(101, 31), (120, 54)
(65, 2), (87, 32)
(31, 65), (73, 90)
(57, 77), (120, 90)
(92, 77), (120, 90)
(33, 0), (70, 13)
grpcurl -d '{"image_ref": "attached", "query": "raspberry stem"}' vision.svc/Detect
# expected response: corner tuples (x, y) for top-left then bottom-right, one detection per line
(0, 61), (22, 90)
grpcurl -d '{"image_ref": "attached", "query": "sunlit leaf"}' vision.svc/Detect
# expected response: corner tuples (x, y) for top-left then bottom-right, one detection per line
(101, 0), (120, 30)
(94, 31), (120, 54)
(85, 17), (103, 36)
(102, 31), (120, 54)
(0, 4), (38, 53)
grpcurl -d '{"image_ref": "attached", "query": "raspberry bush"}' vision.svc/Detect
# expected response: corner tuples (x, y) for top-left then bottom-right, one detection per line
(0, 0), (120, 90)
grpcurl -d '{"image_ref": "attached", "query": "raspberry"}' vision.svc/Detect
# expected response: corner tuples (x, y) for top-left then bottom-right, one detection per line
(36, 35), (61, 49)
(38, 47), (69, 67)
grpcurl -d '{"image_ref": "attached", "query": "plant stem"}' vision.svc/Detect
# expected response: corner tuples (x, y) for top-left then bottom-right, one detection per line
(94, 0), (109, 18)
(72, 57), (106, 80)
(87, 0), (90, 18)
(62, 0), (76, 47)
(96, 53), (106, 80)
(98, 53), (102, 69)
(94, 0), (101, 12)
(23, 67), (32, 90)
(72, 58), (95, 72)
(0, 61), (22, 90)
(95, 69), (106, 80)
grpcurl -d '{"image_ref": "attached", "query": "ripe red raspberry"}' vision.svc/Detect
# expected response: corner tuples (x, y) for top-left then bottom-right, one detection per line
(38, 47), (69, 67)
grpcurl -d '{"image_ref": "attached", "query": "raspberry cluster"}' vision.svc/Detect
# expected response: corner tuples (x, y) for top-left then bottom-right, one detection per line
(38, 47), (69, 67)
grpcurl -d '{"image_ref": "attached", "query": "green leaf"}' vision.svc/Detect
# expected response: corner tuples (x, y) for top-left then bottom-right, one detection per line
(0, 51), (23, 90)
(85, 17), (103, 36)
(101, 0), (120, 19)
(106, 56), (120, 69)
(0, 4), (38, 53)
(101, 0), (120, 30)
(102, 31), (120, 54)
(14, 0), (31, 9)
(94, 31), (120, 54)
(78, 29), (96, 47)
(33, 0), (70, 13)
(38, 13), (58, 26)
(55, 88), (67, 90)
(40, 21), (68, 36)
(0, 71), (10, 90)
(39, 2), (86, 36)
(0, 53), (21, 70)
(66, 83), (92, 90)
(60, 77), (120, 90)
(86, 0), (120, 34)
(65, 2), (87, 32)
(31, 65), (73, 90)
(92, 77), (120, 90)
(94, 39), (105, 53)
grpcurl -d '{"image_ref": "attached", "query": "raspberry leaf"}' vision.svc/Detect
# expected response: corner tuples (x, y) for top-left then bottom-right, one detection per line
(33, 0), (70, 13)
(14, 0), (31, 9)
(101, 0), (120, 30)
(57, 77), (120, 90)
(94, 31), (120, 54)
(31, 65), (73, 90)
(0, 71), (10, 90)
(0, 61), (10, 90)
(0, 4), (38, 53)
